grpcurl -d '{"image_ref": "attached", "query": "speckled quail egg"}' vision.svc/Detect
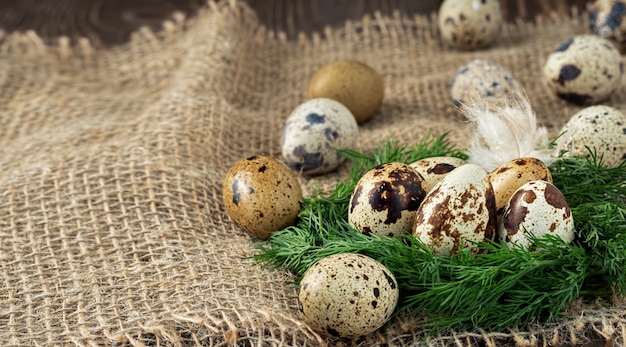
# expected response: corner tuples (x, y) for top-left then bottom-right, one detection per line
(438, 0), (503, 50)
(543, 35), (623, 105)
(222, 155), (303, 240)
(498, 180), (575, 249)
(308, 60), (385, 124)
(556, 105), (626, 168)
(349, 162), (427, 237)
(488, 157), (553, 218)
(298, 253), (399, 339)
(413, 163), (497, 256)
(589, 0), (626, 53)
(282, 98), (358, 175)
(449, 59), (522, 107)
(409, 156), (467, 193)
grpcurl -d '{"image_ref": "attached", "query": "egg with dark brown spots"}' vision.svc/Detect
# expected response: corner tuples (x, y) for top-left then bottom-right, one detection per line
(349, 162), (427, 237)
(498, 180), (575, 249)
(222, 155), (302, 240)
(413, 164), (497, 256)
(438, 0), (503, 50)
(282, 98), (358, 175)
(488, 157), (553, 220)
(298, 253), (399, 339)
(556, 105), (626, 168)
(543, 35), (623, 105)
(589, 0), (626, 53)
(449, 59), (522, 107)
(409, 156), (467, 193)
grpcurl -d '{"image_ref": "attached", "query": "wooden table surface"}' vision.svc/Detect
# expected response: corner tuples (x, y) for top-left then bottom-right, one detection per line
(0, 0), (592, 46)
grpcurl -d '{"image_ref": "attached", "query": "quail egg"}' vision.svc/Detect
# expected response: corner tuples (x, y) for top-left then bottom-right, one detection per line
(409, 156), (467, 193)
(222, 155), (303, 240)
(281, 98), (358, 175)
(413, 163), (497, 256)
(450, 59), (522, 107)
(488, 157), (553, 217)
(349, 162), (427, 237)
(543, 35), (623, 105)
(498, 180), (575, 249)
(308, 60), (385, 124)
(556, 105), (626, 168)
(589, 0), (626, 53)
(298, 253), (399, 339)
(438, 0), (503, 50)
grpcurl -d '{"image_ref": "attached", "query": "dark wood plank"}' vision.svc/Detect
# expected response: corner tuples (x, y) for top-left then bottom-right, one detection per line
(0, 0), (593, 46)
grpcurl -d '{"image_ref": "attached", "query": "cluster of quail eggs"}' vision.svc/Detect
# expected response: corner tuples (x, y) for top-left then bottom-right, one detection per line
(442, 0), (626, 169)
(348, 156), (575, 256)
(221, 59), (396, 339)
(439, 0), (624, 107)
(222, 59), (386, 242)
(220, 0), (626, 341)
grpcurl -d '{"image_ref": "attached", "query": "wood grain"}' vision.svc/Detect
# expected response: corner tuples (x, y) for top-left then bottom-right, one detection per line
(0, 0), (593, 46)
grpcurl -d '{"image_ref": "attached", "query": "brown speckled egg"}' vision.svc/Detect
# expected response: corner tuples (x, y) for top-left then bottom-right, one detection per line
(556, 105), (626, 168)
(349, 162), (427, 237)
(308, 60), (384, 124)
(298, 253), (399, 339)
(449, 59), (522, 107)
(488, 157), (553, 218)
(438, 0), (503, 50)
(409, 156), (467, 193)
(222, 155), (302, 240)
(543, 35), (623, 105)
(498, 181), (575, 249)
(590, 0), (626, 53)
(413, 163), (496, 256)
(282, 98), (358, 175)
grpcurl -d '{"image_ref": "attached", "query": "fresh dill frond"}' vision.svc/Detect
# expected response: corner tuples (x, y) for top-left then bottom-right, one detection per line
(402, 236), (593, 331)
(551, 150), (626, 294)
(253, 135), (626, 334)
(551, 149), (626, 206)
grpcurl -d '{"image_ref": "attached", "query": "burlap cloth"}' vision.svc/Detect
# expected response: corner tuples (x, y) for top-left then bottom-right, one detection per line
(1, 1), (624, 346)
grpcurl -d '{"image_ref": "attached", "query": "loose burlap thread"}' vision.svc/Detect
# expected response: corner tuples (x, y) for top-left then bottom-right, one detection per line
(0, 1), (625, 346)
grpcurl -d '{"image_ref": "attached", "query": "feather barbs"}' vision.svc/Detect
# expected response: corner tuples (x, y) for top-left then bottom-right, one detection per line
(462, 93), (557, 172)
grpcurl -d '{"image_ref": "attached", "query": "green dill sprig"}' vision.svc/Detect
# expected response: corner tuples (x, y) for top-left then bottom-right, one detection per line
(253, 135), (626, 333)
(551, 151), (626, 294)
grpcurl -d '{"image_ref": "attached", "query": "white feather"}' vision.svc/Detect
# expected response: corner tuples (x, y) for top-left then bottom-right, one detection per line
(463, 94), (557, 172)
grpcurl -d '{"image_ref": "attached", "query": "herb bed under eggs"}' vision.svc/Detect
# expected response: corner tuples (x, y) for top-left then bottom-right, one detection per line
(253, 133), (626, 333)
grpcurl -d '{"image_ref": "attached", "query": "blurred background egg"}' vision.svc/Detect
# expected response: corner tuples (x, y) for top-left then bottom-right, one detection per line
(438, 0), (503, 50)
(589, 0), (626, 53)
(222, 155), (303, 240)
(543, 35), (623, 105)
(308, 60), (384, 124)
(413, 163), (496, 255)
(349, 162), (427, 237)
(450, 59), (522, 107)
(281, 98), (358, 175)
(498, 180), (575, 249)
(556, 105), (626, 168)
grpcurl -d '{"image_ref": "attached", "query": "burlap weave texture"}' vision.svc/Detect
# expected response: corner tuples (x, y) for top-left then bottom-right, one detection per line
(0, 1), (624, 346)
